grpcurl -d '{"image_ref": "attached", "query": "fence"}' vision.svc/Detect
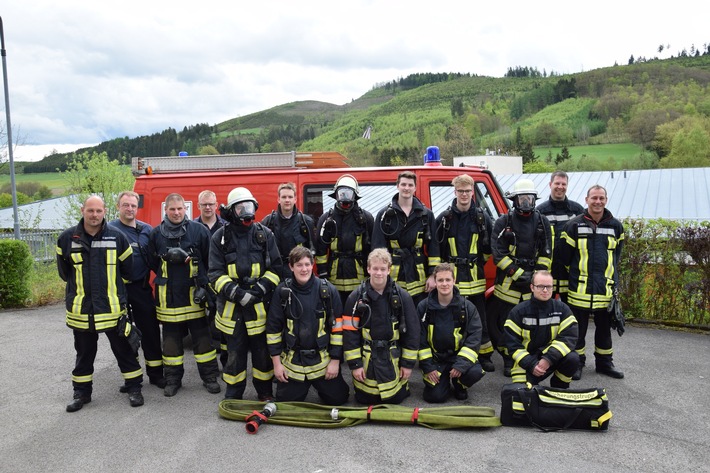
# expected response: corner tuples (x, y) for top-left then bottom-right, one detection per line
(0, 230), (59, 262)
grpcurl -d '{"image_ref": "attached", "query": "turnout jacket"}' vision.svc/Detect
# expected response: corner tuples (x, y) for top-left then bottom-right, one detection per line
(559, 209), (625, 310)
(536, 197), (584, 292)
(56, 218), (133, 332)
(342, 277), (420, 399)
(262, 205), (316, 277)
(491, 210), (552, 304)
(108, 218), (152, 283)
(147, 217), (211, 323)
(209, 222), (282, 336)
(435, 199), (493, 296)
(266, 274), (343, 381)
(315, 203), (374, 293)
(417, 288), (482, 375)
(503, 296), (578, 372)
(371, 194), (441, 297)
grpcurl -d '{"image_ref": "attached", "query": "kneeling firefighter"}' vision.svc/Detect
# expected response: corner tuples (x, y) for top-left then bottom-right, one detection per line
(208, 187), (283, 400)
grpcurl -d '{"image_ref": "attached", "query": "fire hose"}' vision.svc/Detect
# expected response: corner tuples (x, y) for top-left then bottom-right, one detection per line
(219, 399), (501, 432)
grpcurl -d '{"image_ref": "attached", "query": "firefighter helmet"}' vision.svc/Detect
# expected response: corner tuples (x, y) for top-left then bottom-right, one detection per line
(506, 179), (538, 214)
(330, 174), (360, 212)
(225, 187), (258, 225)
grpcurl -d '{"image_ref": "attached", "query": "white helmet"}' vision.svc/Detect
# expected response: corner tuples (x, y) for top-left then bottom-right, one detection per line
(225, 187), (258, 224)
(506, 179), (538, 214)
(330, 174), (360, 212)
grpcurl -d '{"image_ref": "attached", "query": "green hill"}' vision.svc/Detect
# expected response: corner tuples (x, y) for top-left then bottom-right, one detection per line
(21, 54), (710, 173)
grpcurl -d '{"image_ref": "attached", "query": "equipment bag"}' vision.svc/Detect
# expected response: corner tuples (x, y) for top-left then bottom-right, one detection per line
(500, 383), (612, 431)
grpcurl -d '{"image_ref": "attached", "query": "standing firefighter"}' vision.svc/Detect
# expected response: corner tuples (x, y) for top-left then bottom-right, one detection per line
(342, 248), (420, 404)
(262, 182), (316, 281)
(536, 171), (584, 302)
(266, 246), (349, 405)
(209, 187), (282, 400)
(559, 185), (625, 380)
(147, 193), (220, 397)
(435, 174), (495, 372)
(371, 170), (441, 306)
(489, 179), (552, 376)
(57, 195), (144, 412)
(315, 174), (374, 305)
(417, 263), (485, 403)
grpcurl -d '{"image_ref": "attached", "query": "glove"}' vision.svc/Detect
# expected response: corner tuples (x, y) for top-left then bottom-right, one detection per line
(516, 270), (533, 287)
(193, 286), (208, 304)
(320, 218), (336, 243)
(224, 283), (243, 303)
(163, 247), (190, 264)
(239, 290), (258, 307)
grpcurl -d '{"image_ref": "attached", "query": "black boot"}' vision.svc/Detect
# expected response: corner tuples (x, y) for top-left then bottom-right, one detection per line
(596, 363), (624, 379)
(479, 353), (495, 372)
(66, 392), (92, 413)
(503, 358), (513, 378)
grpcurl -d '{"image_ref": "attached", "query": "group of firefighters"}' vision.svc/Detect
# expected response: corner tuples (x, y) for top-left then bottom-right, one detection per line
(56, 169), (625, 412)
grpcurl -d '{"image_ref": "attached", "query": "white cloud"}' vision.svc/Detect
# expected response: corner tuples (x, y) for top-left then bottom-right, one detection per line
(1, 0), (708, 151)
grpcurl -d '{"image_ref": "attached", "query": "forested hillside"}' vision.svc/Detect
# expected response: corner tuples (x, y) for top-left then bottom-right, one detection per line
(22, 53), (710, 173)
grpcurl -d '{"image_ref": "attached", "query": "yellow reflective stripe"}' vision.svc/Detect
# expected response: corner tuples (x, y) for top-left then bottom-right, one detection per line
(215, 275), (232, 292)
(419, 347), (433, 361)
(401, 348), (417, 361)
(252, 367), (273, 381)
(458, 346), (478, 364)
(344, 348), (361, 361)
(145, 359), (163, 368)
(262, 270), (280, 287)
(194, 349), (217, 363)
(122, 368), (143, 380)
(223, 370), (246, 385)
(266, 332), (282, 345)
(163, 355), (184, 366)
(72, 374), (92, 383)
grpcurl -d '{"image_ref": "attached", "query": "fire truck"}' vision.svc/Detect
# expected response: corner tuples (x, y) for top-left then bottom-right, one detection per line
(131, 150), (511, 288)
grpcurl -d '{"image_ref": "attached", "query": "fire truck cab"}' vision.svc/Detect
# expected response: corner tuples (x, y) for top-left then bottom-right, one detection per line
(131, 151), (511, 288)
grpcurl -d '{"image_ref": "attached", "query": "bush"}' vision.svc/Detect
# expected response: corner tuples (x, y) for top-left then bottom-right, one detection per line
(0, 239), (33, 308)
(620, 219), (710, 326)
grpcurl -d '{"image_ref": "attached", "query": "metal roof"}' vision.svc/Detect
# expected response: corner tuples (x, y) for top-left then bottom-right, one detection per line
(496, 167), (710, 222)
(0, 196), (74, 230)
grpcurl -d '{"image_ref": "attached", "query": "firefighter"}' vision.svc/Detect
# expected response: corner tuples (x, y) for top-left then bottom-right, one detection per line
(194, 189), (228, 368)
(342, 248), (420, 405)
(57, 195), (144, 412)
(559, 185), (625, 380)
(489, 179), (553, 376)
(536, 171), (584, 303)
(194, 189), (227, 236)
(435, 174), (495, 372)
(109, 191), (165, 390)
(371, 170), (441, 306)
(502, 270), (579, 388)
(262, 182), (316, 280)
(266, 246), (349, 405)
(417, 263), (485, 403)
(209, 187), (283, 400)
(315, 174), (374, 306)
(147, 193), (220, 397)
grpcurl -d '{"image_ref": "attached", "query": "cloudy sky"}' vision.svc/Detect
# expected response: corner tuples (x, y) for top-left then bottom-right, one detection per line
(2, 1), (707, 161)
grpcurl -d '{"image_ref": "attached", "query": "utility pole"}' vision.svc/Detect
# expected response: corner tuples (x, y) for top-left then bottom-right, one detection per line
(1, 16), (21, 239)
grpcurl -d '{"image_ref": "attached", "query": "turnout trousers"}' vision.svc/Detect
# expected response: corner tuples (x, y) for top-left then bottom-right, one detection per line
(126, 283), (163, 380)
(72, 329), (143, 395)
(162, 318), (219, 384)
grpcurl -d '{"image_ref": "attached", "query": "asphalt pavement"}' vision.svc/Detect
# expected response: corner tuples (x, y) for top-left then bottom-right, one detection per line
(1, 303), (709, 473)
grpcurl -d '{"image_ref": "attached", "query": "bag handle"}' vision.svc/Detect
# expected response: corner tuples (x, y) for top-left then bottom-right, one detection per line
(518, 387), (584, 432)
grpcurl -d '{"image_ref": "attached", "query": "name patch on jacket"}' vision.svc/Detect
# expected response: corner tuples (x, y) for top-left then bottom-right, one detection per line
(522, 314), (562, 326)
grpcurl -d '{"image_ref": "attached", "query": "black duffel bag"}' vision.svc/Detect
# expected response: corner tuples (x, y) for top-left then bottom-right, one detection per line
(500, 383), (612, 431)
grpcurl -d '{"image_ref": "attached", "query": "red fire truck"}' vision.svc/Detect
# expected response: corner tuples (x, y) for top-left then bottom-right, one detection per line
(131, 151), (510, 288)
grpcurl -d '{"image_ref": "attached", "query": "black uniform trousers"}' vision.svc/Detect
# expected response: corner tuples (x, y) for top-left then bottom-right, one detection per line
(224, 322), (273, 400)
(525, 352), (580, 388)
(275, 371), (350, 405)
(162, 318), (219, 383)
(486, 295), (517, 354)
(72, 329), (143, 395)
(354, 383), (410, 405)
(423, 362), (484, 404)
(466, 293), (492, 350)
(126, 283), (163, 381)
(571, 307), (614, 368)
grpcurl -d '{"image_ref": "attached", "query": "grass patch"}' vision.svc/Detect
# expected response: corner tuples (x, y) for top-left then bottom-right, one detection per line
(0, 172), (70, 196)
(27, 260), (65, 306)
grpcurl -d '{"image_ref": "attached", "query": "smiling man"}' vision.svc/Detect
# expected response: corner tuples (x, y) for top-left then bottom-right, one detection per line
(417, 263), (485, 402)
(502, 270), (579, 388)
(265, 246), (349, 404)
(559, 185), (625, 380)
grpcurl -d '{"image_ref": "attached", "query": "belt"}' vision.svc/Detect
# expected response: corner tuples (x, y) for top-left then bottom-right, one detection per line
(363, 339), (397, 348)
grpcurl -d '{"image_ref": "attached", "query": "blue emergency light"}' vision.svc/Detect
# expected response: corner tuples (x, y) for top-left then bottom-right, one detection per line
(424, 146), (442, 166)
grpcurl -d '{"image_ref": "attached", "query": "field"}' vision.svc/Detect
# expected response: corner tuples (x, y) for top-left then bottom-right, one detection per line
(534, 143), (648, 169)
(0, 171), (72, 196)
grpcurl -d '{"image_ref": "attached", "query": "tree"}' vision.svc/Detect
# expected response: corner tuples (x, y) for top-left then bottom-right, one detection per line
(61, 151), (135, 224)
(520, 142), (536, 164)
(197, 144), (219, 155)
(556, 146), (572, 165)
(659, 125), (710, 168)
